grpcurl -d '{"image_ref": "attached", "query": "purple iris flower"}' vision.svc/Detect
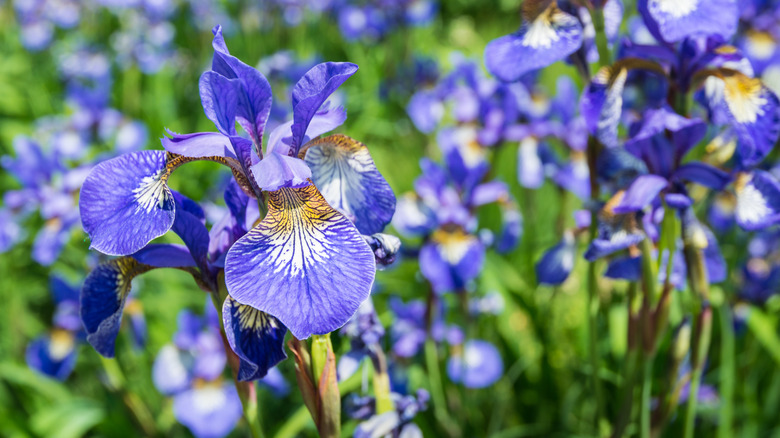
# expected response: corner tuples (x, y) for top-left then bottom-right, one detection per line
(79, 26), (397, 377)
(26, 276), (83, 381)
(153, 304), (242, 438)
(485, 0), (584, 83)
(347, 389), (429, 438)
(388, 298), (463, 359)
(446, 339), (504, 389)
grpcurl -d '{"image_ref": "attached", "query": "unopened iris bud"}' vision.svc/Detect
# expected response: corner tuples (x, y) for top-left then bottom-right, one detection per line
(363, 233), (402, 267)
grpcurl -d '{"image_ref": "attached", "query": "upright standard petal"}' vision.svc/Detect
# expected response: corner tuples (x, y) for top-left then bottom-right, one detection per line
(290, 62), (359, 155)
(485, 1), (583, 82)
(79, 151), (176, 256)
(210, 26), (273, 147)
(222, 296), (288, 381)
(250, 152), (312, 192)
(80, 257), (153, 357)
(199, 71), (239, 136)
(735, 171), (780, 230)
(638, 0), (737, 44)
(613, 174), (668, 214)
(224, 184), (375, 339)
(302, 134), (396, 235)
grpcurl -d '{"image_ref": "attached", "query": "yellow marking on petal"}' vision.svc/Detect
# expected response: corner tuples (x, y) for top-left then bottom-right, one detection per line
(49, 329), (75, 360)
(236, 301), (279, 331)
(715, 45), (739, 55)
(431, 226), (477, 264)
(263, 185), (339, 277)
(723, 73), (768, 124)
(746, 31), (777, 60)
(705, 133), (737, 164)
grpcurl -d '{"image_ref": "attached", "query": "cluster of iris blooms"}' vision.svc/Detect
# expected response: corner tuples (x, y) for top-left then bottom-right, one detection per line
(6, 0), (780, 437)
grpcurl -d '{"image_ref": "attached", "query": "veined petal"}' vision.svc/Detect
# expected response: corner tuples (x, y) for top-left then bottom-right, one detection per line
(446, 340), (504, 389)
(485, 3), (583, 82)
(419, 227), (484, 294)
(173, 383), (243, 438)
(224, 184), (375, 339)
(290, 62), (359, 155)
(720, 72), (780, 167)
(613, 174), (668, 214)
(80, 257), (154, 357)
(535, 231), (577, 285)
(735, 171), (780, 230)
(302, 134), (396, 235)
(79, 151), (176, 256)
(199, 71), (239, 136)
(222, 296), (288, 381)
(638, 0), (737, 44)
(250, 152), (311, 192)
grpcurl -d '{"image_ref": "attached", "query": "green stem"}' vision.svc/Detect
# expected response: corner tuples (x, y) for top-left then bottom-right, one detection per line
(683, 308), (713, 438)
(244, 384), (265, 438)
(372, 350), (395, 415)
(683, 367), (703, 438)
(99, 357), (157, 436)
(640, 356), (653, 438)
(587, 254), (604, 429)
(717, 306), (735, 438)
(591, 5), (612, 68)
(425, 338), (460, 437)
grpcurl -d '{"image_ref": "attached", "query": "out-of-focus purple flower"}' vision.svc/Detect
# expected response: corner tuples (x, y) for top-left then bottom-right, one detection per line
(446, 339), (504, 388)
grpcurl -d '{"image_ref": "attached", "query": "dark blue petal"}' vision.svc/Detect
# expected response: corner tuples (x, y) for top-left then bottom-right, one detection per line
(223, 296), (287, 381)
(26, 333), (78, 381)
(80, 258), (153, 357)
(171, 192), (210, 269)
(673, 162), (731, 190)
(581, 67), (627, 149)
(605, 256), (642, 281)
(536, 232), (577, 285)
(79, 151), (175, 256)
(302, 134), (396, 235)
(224, 184), (375, 339)
(290, 62), (358, 155)
(132, 244), (197, 268)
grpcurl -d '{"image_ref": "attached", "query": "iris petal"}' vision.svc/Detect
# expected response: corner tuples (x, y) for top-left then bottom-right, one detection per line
(224, 184), (375, 339)
(80, 151), (176, 256)
(485, 3), (583, 82)
(290, 62), (358, 155)
(173, 383), (243, 438)
(419, 228), (484, 294)
(446, 340), (504, 389)
(222, 296), (288, 381)
(638, 0), (737, 44)
(80, 257), (154, 357)
(302, 134), (396, 235)
(735, 170), (780, 230)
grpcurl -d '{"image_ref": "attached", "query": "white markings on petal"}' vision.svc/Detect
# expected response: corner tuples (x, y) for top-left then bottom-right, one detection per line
(746, 31), (777, 61)
(724, 75), (768, 124)
(736, 173), (771, 225)
(133, 169), (171, 213)
(651, 0), (698, 18)
(432, 228), (477, 265)
(306, 143), (370, 222)
(191, 386), (227, 415)
(48, 330), (75, 361)
(523, 15), (560, 49)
